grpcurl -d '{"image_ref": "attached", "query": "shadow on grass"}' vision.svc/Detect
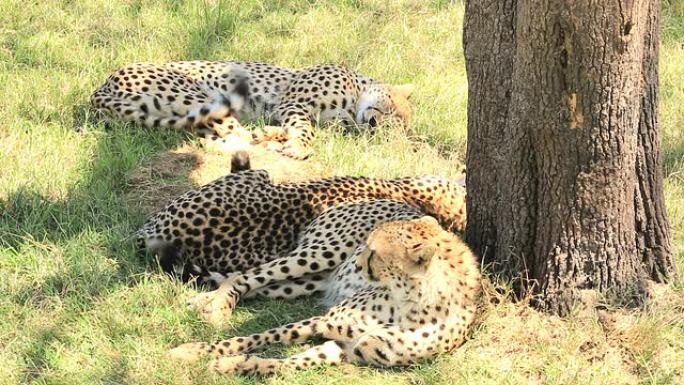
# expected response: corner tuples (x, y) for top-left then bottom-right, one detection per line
(1, 128), (186, 244)
(21, 325), (62, 383)
(0, 126), (196, 382)
(19, 317), (132, 384)
(1, 117), (332, 381)
(0, 125), (189, 292)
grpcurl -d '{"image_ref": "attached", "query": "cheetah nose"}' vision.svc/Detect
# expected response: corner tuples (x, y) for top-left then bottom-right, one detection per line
(368, 116), (378, 128)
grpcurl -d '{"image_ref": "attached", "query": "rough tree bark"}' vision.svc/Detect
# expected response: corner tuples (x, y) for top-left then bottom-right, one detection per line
(463, 0), (677, 314)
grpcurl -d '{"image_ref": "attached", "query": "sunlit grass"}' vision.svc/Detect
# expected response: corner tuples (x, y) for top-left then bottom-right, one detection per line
(0, 1), (682, 384)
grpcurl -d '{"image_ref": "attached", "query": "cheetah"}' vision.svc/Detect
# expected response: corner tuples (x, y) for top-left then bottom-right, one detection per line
(169, 216), (481, 374)
(91, 61), (414, 159)
(137, 154), (466, 324)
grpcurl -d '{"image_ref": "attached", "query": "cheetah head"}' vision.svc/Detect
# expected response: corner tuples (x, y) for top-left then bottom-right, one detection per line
(356, 84), (413, 128)
(356, 217), (443, 285)
(357, 216), (480, 305)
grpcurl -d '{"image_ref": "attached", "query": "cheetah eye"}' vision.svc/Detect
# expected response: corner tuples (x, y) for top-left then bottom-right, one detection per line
(368, 116), (378, 128)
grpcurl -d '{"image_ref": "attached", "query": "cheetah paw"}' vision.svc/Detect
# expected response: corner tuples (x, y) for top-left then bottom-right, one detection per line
(280, 141), (311, 160)
(258, 140), (285, 152)
(203, 134), (251, 153)
(209, 354), (252, 374)
(253, 125), (288, 143)
(169, 342), (210, 362)
(187, 289), (239, 326)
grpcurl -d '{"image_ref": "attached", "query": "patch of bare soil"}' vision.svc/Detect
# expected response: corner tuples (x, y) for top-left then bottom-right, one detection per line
(125, 144), (330, 215)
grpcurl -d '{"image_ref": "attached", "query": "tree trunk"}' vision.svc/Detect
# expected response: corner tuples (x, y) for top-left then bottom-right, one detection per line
(463, 0), (677, 314)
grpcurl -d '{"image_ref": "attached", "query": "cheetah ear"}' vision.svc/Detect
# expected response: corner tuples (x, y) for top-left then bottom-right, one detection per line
(392, 84), (414, 99)
(455, 166), (466, 188)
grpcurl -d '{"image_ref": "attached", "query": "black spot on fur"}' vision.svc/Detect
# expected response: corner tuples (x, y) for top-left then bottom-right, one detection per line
(232, 75), (250, 100)
(155, 243), (179, 275)
(374, 348), (389, 362)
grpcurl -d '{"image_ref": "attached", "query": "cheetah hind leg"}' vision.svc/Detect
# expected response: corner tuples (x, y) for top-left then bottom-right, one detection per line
(270, 102), (315, 160)
(242, 272), (330, 300)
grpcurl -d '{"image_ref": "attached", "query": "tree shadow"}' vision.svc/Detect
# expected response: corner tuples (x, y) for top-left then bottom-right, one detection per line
(19, 325), (62, 384)
(0, 126), (187, 382)
(0, 127), (186, 249)
(0, 126), (194, 318)
(2, 117), (337, 377)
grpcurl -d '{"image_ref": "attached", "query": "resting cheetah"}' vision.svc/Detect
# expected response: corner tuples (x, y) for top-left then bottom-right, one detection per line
(91, 61), (414, 159)
(137, 154), (466, 324)
(170, 216), (481, 374)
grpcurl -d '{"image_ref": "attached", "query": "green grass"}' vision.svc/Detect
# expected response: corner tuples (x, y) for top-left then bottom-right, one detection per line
(1, 1), (682, 384)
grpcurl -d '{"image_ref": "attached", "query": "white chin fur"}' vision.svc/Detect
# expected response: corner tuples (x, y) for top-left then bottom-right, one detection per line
(456, 175), (466, 188)
(356, 92), (379, 123)
(229, 92), (245, 112)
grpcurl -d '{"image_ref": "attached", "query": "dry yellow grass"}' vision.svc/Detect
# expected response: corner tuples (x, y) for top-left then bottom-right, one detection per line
(0, 1), (681, 384)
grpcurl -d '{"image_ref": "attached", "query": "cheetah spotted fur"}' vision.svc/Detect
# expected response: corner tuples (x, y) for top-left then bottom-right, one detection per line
(136, 154), (466, 324)
(91, 61), (414, 159)
(170, 216), (480, 374)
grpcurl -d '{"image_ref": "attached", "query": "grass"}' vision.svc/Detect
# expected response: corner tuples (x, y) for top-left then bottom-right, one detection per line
(0, 0), (682, 384)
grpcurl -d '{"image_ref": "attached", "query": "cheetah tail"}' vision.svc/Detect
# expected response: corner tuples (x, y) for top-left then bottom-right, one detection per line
(231, 151), (251, 172)
(455, 164), (466, 188)
(143, 74), (250, 130)
(194, 71), (250, 120)
(230, 72), (250, 111)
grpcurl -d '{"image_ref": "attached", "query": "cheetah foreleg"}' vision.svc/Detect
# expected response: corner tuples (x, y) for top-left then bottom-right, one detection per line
(190, 248), (343, 323)
(272, 102), (315, 159)
(186, 277), (242, 326)
(170, 316), (325, 362)
(209, 340), (347, 375)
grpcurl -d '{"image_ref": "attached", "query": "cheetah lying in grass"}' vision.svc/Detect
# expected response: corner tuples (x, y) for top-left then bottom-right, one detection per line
(91, 61), (413, 159)
(170, 216), (480, 374)
(136, 153), (467, 325)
